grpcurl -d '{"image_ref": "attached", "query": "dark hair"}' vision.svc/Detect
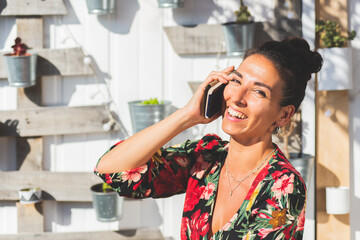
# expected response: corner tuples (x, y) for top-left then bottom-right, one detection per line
(244, 37), (323, 112)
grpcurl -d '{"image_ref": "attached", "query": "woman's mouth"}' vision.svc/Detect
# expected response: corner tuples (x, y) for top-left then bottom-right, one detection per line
(227, 107), (248, 119)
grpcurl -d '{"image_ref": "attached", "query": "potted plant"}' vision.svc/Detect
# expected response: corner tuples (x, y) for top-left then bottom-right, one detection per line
(315, 20), (356, 91)
(3, 37), (37, 88)
(18, 187), (42, 204)
(222, 0), (256, 57)
(128, 98), (172, 134)
(276, 110), (314, 186)
(158, 0), (184, 8)
(91, 182), (124, 222)
(86, 0), (115, 15)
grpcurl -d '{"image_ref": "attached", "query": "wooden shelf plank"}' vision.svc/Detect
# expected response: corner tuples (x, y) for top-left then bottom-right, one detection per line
(163, 21), (301, 55)
(164, 24), (225, 55)
(0, 47), (93, 79)
(0, 0), (67, 16)
(0, 171), (102, 202)
(0, 105), (120, 137)
(0, 229), (164, 240)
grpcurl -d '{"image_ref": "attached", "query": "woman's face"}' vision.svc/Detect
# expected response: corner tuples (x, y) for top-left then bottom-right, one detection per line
(222, 54), (290, 143)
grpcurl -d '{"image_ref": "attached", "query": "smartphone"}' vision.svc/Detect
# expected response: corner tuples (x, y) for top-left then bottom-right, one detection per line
(203, 80), (225, 119)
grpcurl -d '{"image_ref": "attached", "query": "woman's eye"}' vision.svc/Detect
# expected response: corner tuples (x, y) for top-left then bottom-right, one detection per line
(230, 79), (241, 84)
(255, 90), (267, 97)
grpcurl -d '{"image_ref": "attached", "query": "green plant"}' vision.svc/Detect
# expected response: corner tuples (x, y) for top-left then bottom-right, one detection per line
(315, 20), (356, 48)
(10, 37), (28, 56)
(234, 0), (253, 24)
(102, 183), (113, 193)
(140, 98), (164, 105)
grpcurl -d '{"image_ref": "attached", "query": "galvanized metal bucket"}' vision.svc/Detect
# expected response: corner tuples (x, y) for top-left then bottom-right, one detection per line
(91, 183), (123, 222)
(86, 0), (115, 15)
(3, 53), (37, 88)
(158, 0), (184, 8)
(128, 100), (172, 134)
(222, 22), (255, 57)
(288, 153), (314, 186)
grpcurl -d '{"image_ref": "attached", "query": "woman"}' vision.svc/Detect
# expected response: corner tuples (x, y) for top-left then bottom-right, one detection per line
(95, 37), (322, 239)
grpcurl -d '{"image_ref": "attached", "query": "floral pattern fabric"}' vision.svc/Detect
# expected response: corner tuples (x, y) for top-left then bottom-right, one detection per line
(94, 134), (306, 240)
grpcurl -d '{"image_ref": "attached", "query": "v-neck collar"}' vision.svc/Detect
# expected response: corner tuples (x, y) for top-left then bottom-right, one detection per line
(206, 147), (277, 239)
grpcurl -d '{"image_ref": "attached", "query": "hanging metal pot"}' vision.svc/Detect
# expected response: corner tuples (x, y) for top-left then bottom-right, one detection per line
(222, 22), (256, 57)
(128, 100), (172, 134)
(86, 0), (115, 15)
(289, 153), (314, 186)
(3, 53), (37, 88)
(91, 183), (124, 222)
(158, 0), (184, 8)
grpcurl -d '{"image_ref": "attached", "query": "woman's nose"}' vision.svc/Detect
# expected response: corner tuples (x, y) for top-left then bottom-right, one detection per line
(232, 87), (248, 107)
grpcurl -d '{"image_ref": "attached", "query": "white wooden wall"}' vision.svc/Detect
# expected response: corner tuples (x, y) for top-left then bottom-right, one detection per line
(350, 1), (360, 240)
(0, 0), (326, 239)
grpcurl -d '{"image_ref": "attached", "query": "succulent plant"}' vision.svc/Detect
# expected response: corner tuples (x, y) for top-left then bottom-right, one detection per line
(141, 98), (164, 105)
(315, 20), (356, 48)
(10, 37), (28, 56)
(234, 0), (253, 24)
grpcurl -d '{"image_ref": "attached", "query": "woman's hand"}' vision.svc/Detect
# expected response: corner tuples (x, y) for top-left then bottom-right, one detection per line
(180, 66), (235, 127)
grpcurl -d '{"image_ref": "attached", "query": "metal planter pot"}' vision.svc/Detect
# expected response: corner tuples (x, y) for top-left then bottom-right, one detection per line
(86, 0), (115, 15)
(288, 153), (314, 186)
(3, 53), (37, 88)
(158, 0), (184, 8)
(91, 183), (124, 222)
(128, 100), (171, 134)
(18, 187), (42, 204)
(222, 22), (256, 57)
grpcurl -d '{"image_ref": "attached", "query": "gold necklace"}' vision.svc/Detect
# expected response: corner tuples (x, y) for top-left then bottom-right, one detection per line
(225, 148), (276, 197)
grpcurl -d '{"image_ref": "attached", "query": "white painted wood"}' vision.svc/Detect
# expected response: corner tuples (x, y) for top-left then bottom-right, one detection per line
(0, 171), (101, 201)
(0, 228), (164, 239)
(0, 106), (119, 137)
(0, 202), (17, 234)
(318, 47), (353, 91)
(349, 1), (360, 239)
(0, 0), (67, 16)
(301, 0), (316, 239)
(0, 48), (93, 79)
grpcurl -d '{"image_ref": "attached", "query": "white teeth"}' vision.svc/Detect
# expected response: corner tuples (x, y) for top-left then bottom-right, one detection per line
(228, 108), (247, 119)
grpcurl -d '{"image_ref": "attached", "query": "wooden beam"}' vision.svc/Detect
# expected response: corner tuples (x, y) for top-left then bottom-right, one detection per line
(0, 105), (119, 137)
(16, 202), (44, 233)
(0, 229), (164, 240)
(163, 21), (301, 55)
(315, 0), (350, 239)
(0, 0), (67, 16)
(0, 48), (93, 79)
(164, 24), (225, 55)
(0, 171), (102, 202)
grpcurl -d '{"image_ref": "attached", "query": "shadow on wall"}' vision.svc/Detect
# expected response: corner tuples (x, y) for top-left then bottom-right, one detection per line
(172, 0), (220, 26)
(97, 0), (140, 34)
(62, 0), (81, 24)
(316, 163), (350, 225)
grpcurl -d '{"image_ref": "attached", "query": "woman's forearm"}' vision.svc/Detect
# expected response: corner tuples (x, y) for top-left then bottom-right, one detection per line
(96, 108), (196, 174)
(96, 66), (234, 174)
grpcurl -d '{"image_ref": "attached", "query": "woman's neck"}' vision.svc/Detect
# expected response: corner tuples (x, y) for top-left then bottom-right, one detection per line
(226, 136), (275, 175)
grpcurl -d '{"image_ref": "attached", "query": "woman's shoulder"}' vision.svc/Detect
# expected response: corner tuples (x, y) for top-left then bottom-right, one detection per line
(186, 133), (229, 153)
(268, 146), (307, 190)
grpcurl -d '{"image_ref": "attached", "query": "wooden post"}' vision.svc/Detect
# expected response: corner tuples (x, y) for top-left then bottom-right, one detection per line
(16, 17), (45, 233)
(315, 0), (350, 239)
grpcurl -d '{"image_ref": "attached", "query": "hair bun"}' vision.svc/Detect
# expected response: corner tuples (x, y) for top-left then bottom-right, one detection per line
(283, 37), (323, 80)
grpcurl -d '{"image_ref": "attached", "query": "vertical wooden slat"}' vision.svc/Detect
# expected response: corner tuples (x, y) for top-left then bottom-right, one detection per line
(15, 17), (45, 233)
(315, 0), (350, 239)
(16, 202), (44, 233)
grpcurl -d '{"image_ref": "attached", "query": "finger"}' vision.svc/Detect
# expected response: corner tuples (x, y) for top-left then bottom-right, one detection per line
(221, 65), (235, 73)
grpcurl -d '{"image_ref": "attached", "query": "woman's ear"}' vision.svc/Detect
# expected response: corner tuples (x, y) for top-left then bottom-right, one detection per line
(276, 105), (296, 127)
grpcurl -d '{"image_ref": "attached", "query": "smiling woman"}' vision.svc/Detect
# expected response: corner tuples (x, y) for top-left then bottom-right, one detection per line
(94, 37), (323, 240)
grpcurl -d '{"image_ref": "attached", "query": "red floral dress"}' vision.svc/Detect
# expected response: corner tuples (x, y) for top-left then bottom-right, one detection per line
(94, 134), (306, 240)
